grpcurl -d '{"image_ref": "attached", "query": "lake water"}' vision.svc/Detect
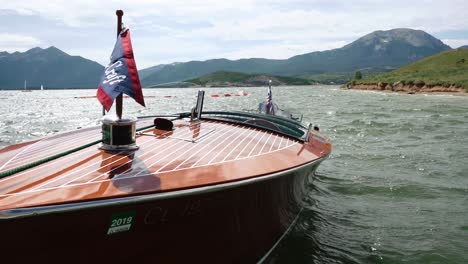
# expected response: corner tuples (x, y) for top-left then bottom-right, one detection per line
(1, 86), (467, 263)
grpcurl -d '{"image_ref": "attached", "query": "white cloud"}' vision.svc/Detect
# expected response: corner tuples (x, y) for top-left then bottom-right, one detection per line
(0, 33), (41, 51)
(218, 40), (350, 61)
(1, 0), (468, 67)
(442, 39), (468, 49)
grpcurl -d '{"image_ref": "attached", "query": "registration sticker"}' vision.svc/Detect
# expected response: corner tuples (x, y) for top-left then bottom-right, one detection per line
(107, 211), (136, 235)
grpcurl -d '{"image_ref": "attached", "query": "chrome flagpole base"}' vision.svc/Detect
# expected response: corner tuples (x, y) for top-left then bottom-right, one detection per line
(100, 115), (139, 152)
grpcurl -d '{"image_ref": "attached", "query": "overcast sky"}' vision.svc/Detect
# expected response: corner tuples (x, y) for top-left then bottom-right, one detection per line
(1, 0), (467, 69)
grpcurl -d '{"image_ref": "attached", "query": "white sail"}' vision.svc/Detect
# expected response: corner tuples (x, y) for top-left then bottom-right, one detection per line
(21, 80), (32, 92)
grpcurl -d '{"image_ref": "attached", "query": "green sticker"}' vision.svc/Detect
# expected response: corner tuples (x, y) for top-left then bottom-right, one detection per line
(107, 211), (136, 235)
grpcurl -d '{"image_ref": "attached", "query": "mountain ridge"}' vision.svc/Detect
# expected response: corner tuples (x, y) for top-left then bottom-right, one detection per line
(140, 28), (452, 86)
(0, 46), (104, 89)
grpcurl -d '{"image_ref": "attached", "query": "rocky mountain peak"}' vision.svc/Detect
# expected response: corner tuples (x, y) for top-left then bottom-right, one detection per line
(349, 28), (451, 50)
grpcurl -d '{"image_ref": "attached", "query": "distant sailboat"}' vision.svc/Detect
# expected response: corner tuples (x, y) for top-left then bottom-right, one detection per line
(41, 84), (44, 90)
(21, 80), (32, 92)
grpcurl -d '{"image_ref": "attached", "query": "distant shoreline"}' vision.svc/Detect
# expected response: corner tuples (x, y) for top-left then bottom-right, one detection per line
(0, 84), (319, 91)
(0, 87), (97, 90)
(345, 82), (468, 96)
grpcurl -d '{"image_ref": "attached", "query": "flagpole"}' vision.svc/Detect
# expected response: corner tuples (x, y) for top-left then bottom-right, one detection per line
(116, 9), (124, 120)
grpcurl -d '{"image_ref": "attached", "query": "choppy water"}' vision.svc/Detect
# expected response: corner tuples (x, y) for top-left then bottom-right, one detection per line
(1, 86), (468, 263)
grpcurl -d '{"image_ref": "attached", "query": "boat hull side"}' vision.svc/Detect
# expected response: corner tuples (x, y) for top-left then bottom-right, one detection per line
(0, 160), (322, 263)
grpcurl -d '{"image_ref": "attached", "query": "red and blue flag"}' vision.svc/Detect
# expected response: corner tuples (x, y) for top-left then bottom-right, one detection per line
(97, 28), (145, 111)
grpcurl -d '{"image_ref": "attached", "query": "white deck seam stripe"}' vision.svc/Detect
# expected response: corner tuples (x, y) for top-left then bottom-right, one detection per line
(117, 123), (222, 179)
(0, 142), (301, 197)
(278, 136), (284, 150)
(86, 121), (222, 182)
(172, 123), (240, 170)
(129, 140), (195, 178)
(235, 129), (263, 159)
(221, 128), (257, 162)
(29, 135), (160, 190)
(247, 130), (268, 157)
(155, 123), (232, 173)
(126, 143), (301, 179)
(5, 119), (186, 169)
(3, 130), (99, 167)
(258, 132), (273, 155)
(207, 125), (252, 165)
(84, 123), (213, 183)
(9, 129), (97, 157)
(35, 122), (215, 188)
(190, 124), (242, 168)
(269, 134), (279, 152)
(0, 141), (104, 183)
(0, 120), (157, 177)
(0, 139), (45, 171)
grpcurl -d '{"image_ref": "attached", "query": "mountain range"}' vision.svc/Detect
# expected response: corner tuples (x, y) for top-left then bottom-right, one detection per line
(0, 46), (103, 89)
(0, 28), (458, 89)
(140, 28), (451, 86)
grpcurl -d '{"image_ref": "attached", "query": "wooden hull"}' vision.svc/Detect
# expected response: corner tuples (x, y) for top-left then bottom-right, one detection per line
(0, 111), (332, 262)
(0, 160), (321, 263)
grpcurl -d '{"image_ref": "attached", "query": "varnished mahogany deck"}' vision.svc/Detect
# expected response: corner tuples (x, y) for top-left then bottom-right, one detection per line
(0, 117), (330, 210)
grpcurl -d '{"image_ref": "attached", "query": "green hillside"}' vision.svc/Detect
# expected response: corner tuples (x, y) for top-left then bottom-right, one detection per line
(356, 49), (468, 89)
(187, 71), (311, 87)
(189, 71), (252, 85)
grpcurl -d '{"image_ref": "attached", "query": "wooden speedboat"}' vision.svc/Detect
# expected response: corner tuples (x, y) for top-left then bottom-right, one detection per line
(0, 11), (331, 264)
(0, 100), (331, 263)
